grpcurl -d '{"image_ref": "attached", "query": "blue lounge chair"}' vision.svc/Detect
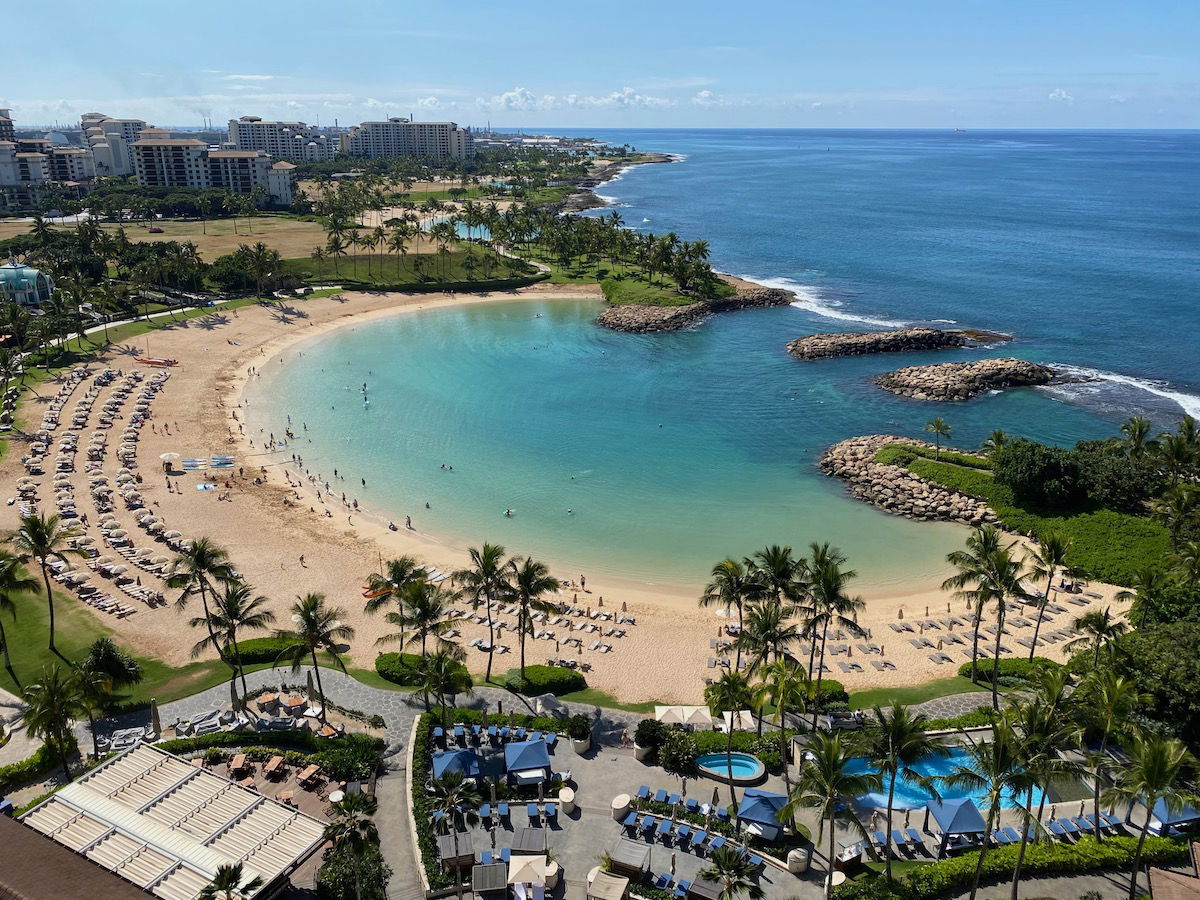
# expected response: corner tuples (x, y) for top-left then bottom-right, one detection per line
(544, 732), (558, 750)
(622, 811), (639, 829)
(690, 830), (708, 852)
(453, 725), (465, 743)
(480, 803), (491, 821)
(636, 786), (650, 800)
(747, 853), (763, 871)
(667, 793), (681, 806)
(684, 798), (698, 813)
(906, 827), (926, 849)
(654, 789), (668, 804)
(487, 725), (498, 740)
(654, 873), (672, 890)
(431, 810), (445, 825)
(530, 731), (542, 743)
(1102, 812), (1124, 830)
(708, 835), (726, 852)
(1058, 818), (1081, 837)
(480, 850), (494, 865)
(676, 824), (690, 843)
(716, 808), (730, 822)
(657, 819), (672, 840)
(892, 829), (908, 848)
(872, 831), (888, 851)
(673, 879), (691, 898)
(526, 802), (539, 822)
(432, 726), (444, 743)
(500, 848), (511, 863)
(514, 727), (527, 740)
(641, 816), (657, 835)
(1046, 820), (1068, 838)
(545, 803), (557, 822)
(497, 802), (510, 821)
(471, 725), (482, 740)
(990, 830), (1012, 846)
(499, 726), (511, 740)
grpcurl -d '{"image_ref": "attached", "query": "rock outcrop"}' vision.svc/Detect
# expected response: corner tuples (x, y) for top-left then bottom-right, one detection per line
(819, 435), (997, 526)
(786, 327), (1005, 360)
(595, 288), (793, 333)
(875, 357), (1055, 402)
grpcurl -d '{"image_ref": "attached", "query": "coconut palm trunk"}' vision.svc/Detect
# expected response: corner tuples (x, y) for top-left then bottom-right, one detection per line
(990, 606), (1006, 711)
(1029, 570), (1055, 661)
(884, 773), (898, 882)
(810, 624), (830, 729)
(1127, 792), (1157, 900)
(484, 590), (496, 682)
(825, 810), (837, 900)
(1010, 784), (1035, 900)
(968, 803), (999, 900)
(725, 726), (736, 809)
(39, 561), (56, 653)
(310, 649), (327, 724)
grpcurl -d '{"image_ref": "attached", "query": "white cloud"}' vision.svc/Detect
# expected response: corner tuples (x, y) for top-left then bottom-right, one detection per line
(417, 96), (440, 109)
(582, 86), (671, 108)
(811, 101), (823, 108)
(691, 90), (721, 107)
(475, 85), (671, 112)
(1048, 88), (1074, 103)
(224, 74), (276, 82)
(364, 97), (388, 109)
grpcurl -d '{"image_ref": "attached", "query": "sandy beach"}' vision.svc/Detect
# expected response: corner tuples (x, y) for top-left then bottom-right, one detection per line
(0, 288), (1131, 704)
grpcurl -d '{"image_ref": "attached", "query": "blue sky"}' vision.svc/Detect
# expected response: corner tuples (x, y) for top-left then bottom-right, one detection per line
(8, 0), (1198, 129)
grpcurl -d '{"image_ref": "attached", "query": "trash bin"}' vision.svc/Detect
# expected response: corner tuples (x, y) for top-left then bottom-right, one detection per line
(788, 845), (813, 874)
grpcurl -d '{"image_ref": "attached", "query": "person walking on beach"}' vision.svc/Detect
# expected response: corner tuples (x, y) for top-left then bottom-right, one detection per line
(580, 574), (586, 590)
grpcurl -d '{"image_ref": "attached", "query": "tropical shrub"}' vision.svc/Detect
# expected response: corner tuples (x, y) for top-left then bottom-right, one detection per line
(634, 718), (668, 750)
(505, 664), (586, 696)
(0, 737), (78, 792)
(228, 636), (301, 664)
(566, 714), (592, 741)
(922, 706), (996, 731)
(375, 652), (470, 690)
(993, 439), (1084, 509)
(956, 657), (1059, 684)
(657, 729), (699, 778)
(317, 841), (392, 900)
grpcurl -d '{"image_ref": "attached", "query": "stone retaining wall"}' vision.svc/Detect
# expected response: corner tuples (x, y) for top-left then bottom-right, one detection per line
(786, 327), (972, 360)
(595, 288), (792, 333)
(875, 357), (1055, 401)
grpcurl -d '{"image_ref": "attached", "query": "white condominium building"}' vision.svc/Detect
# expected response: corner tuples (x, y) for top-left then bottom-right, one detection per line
(342, 117), (473, 160)
(0, 141), (51, 209)
(227, 116), (337, 162)
(81, 112), (151, 176)
(131, 137), (295, 206)
(0, 109), (14, 143)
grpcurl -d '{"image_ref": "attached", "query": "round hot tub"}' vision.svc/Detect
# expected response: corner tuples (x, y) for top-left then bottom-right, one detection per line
(696, 752), (766, 785)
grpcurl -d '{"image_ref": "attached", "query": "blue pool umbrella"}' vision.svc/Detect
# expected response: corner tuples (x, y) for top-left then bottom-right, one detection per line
(736, 789), (787, 828)
(433, 748), (480, 779)
(1146, 797), (1200, 831)
(504, 738), (551, 778)
(924, 798), (986, 857)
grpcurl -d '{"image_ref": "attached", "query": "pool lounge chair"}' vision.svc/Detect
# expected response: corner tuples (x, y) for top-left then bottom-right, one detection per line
(905, 827), (926, 850)
(500, 848), (511, 863)
(623, 811), (639, 829)
(654, 789), (668, 803)
(684, 797), (698, 812)
(673, 879), (692, 898)
(690, 830), (708, 852)
(997, 827), (1022, 844)
(497, 802), (510, 821)
(667, 793), (680, 806)
(527, 802), (540, 822)
(657, 819), (672, 840)
(676, 824), (690, 843)
(636, 785), (650, 800)
(480, 850), (495, 865)
(1046, 820), (1069, 838)
(641, 815), (657, 835)
(654, 873), (672, 890)
(707, 835), (726, 852)
(480, 802), (491, 822)
(990, 829), (1012, 846)
(716, 808), (730, 822)
(873, 831), (888, 851)
(891, 829), (909, 848)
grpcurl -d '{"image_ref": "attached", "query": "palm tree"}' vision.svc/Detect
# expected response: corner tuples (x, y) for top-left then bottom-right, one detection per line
(707, 670), (753, 808)
(10, 511), (82, 653)
(420, 646), (471, 726)
(981, 429), (1009, 457)
(701, 559), (760, 670)
(509, 555), (560, 679)
(1065, 607), (1128, 668)
(1104, 734), (1198, 900)
(1120, 416), (1156, 459)
(166, 538), (236, 656)
(199, 863), (264, 900)
(324, 792), (380, 900)
(189, 581), (276, 697)
(22, 665), (86, 777)
(274, 593), (355, 724)
(747, 544), (805, 609)
(804, 544), (864, 723)
(781, 731), (879, 900)
(375, 581), (460, 661)
(734, 599), (803, 677)
(1156, 433), (1195, 488)
(76, 637), (143, 758)
(1076, 670), (1147, 842)
(363, 556), (428, 652)
(1025, 532), (1071, 660)
(1168, 540), (1200, 587)
(942, 525), (1006, 686)
(924, 417), (952, 460)
(979, 545), (1030, 710)
(697, 846), (764, 900)
(453, 543), (512, 684)
(428, 772), (483, 900)
(858, 706), (948, 887)
(0, 550), (37, 674)
(1150, 486), (1198, 551)
(752, 658), (809, 795)
(944, 722), (1035, 900)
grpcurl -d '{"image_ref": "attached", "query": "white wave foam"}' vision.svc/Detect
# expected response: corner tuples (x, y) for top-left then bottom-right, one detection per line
(1051, 364), (1200, 418)
(931, 318), (958, 324)
(736, 274), (909, 328)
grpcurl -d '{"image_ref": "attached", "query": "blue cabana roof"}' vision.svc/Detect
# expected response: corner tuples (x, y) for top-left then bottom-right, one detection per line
(926, 798), (986, 834)
(736, 789), (787, 827)
(432, 748), (480, 779)
(504, 738), (550, 774)
(1148, 797), (1200, 826)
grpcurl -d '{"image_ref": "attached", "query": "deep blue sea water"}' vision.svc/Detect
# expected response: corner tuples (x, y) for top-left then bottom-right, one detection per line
(248, 131), (1200, 587)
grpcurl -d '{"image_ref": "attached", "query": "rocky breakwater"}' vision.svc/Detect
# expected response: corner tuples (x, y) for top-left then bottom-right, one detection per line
(819, 435), (997, 526)
(786, 327), (1005, 360)
(876, 357), (1055, 401)
(595, 287), (793, 333)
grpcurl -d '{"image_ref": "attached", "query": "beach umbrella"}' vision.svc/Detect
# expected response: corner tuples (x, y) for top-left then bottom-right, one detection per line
(160, 452), (180, 463)
(110, 565), (128, 575)
(109, 529), (127, 538)
(164, 530), (182, 539)
(150, 698), (161, 735)
(116, 467), (131, 475)
(76, 537), (94, 546)
(134, 510), (152, 522)
(148, 522), (165, 533)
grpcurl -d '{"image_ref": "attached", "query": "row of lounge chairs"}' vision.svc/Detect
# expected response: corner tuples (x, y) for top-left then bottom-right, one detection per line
(434, 723), (559, 750)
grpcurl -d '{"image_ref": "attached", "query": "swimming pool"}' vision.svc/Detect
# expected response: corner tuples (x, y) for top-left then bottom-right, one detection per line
(697, 752), (766, 786)
(846, 747), (1045, 810)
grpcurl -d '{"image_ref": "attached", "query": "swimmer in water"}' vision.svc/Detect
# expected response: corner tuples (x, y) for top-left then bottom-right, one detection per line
(504, 508), (512, 517)
(566, 508), (574, 515)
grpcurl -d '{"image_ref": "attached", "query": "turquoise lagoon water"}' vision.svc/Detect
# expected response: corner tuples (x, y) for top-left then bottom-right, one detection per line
(248, 130), (1200, 588)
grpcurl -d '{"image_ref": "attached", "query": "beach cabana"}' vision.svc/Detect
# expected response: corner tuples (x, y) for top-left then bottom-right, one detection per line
(736, 788), (787, 840)
(505, 738), (551, 785)
(473, 863), (508, 900)
(685, 706), (714, 728)
(432, 748), (480, 780)
(924, 798), (986, 857)
(655, 706), (687, 725)
(721, 710), (757, 732)
(607, 838), (650, 880)
(587, 870), (630, 900)
(1139, 797), (1200, 835)
(435, 831), (474, 871)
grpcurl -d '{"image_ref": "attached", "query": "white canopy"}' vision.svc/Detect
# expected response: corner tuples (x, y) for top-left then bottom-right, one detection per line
(508, 855), (547, 885)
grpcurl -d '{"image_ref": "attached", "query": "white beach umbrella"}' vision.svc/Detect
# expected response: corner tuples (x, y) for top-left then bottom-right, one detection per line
(76, 536), (95, 546)
(134, 510), (152, 522)
(147, 522), (165, 533)
(109, 565), (128, 575)
(116, 467), (132, 475)
(163, 530), (181, 539)
(108, 529), (127, 538)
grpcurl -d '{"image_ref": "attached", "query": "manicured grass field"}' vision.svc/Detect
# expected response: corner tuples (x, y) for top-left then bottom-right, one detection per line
(848, 676), (985, 710)
(532, 254), (734, 307)
(282, 244), (534, 288)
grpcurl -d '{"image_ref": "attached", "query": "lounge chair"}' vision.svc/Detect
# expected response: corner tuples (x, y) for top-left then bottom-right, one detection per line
(1046, 820), (1069, 838)
(527, 802), (539, 822)
(654, 789), (668, 803)
(497, 802), (510, 821)
(716, 808), (730, 822)
(500, 848), (511, 863)
(623, 810), (639, 829)
(708, 835), (726, 852)
(676, 824), (690, 843)
(684, 798), (698, 812)
(892, 829), (909, 848)
(905, 827), (925, 850)
(873, 830), (888, 851)
(641, 816), (657, 835)
(657, 819), (672, 840)
(667, 793), (680, 806)
(690, 830), (708, 851)
(654, 873), (672, 890)
(545, 803), (557, 822)
(1058, 818), (1081, 837)
(673, 879), (692, 898)
(480, 850), (494, 865)
(480, 802), (491, 822)
(636, 785), (650, 800)
(990, 830), (1012, 846)
(998, 827), (1022, 844)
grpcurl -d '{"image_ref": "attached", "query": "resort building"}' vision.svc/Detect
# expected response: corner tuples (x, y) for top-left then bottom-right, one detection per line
(20, 744), (327, 900)
(47, 146), (99, 182)
(0, 108), (14, 143)
(81, 112), (151, 176)
(131, 137), (296, 206)
(226, 116), (337, 162)
(342, 117), (474, 160)
(0, 261), (55, 307)
(0, 815), (149, 900)
(0, 141), (51, 209)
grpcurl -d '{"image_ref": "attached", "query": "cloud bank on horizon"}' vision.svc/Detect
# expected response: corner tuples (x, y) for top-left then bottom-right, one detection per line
(6, 0), (1197, 128)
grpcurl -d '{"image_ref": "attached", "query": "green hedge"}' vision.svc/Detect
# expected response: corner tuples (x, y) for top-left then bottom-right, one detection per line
(227, 636), (302, 665)
(375, 652), (471, 691)
(159, 731), (385, 782)
(956, 657), (1060, 684)
(505, 665), (586, 696)
(923, 706), (996, 732)
(0, 737), (77, 792)
(876, 443), (992, 470)
(834, 835), (1187, 900)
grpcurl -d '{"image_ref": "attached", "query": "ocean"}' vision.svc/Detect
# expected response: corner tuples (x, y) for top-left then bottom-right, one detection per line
(247, 130), (1200, 588)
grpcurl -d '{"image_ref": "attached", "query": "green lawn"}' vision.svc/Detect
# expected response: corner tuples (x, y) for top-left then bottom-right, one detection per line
(558, 687), (660, 715)
(282, 245), (536, 289)
(848, 676), (985, 710)
(530, 252), (734, 307)
(874, 443), (1171, 586)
